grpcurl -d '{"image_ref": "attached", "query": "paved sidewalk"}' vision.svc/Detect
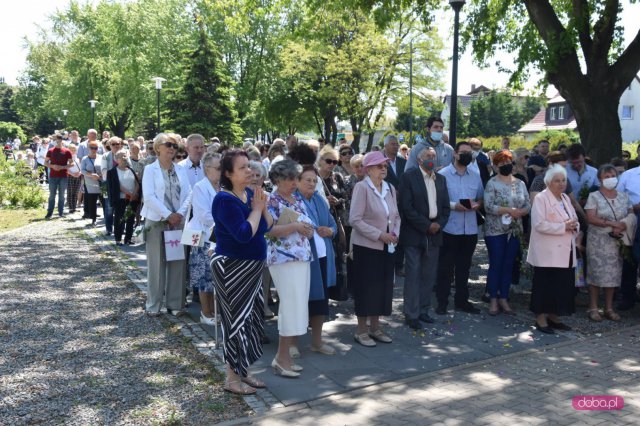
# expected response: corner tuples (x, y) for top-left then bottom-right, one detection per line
(220, 325), (640, 425)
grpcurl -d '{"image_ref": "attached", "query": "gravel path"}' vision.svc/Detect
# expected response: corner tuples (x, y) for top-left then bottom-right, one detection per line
(0, 217), (249, 425)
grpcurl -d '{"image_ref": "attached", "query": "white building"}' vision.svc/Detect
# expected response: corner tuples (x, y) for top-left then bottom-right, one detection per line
(519, 75), (640, 142)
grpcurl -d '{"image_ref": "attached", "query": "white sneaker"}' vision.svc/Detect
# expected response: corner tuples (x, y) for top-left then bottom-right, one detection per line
(200, 312), (218, 326)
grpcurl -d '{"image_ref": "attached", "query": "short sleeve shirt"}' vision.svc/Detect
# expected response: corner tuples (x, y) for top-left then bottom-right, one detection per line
(46, 147), (72, 178)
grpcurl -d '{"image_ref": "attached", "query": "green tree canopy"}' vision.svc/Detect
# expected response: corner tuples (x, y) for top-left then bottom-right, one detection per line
(168, 24), (243, 145)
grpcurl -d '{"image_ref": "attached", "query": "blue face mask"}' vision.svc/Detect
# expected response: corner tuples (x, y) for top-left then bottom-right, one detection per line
(430, 132), (443, 142)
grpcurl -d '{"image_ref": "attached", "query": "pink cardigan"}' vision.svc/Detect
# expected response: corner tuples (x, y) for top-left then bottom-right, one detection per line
(527, 189), (579, 268)
(349, 179), (401, 251)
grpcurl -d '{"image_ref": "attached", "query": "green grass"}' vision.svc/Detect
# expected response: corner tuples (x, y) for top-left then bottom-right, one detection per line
(0, 207), (47, 232)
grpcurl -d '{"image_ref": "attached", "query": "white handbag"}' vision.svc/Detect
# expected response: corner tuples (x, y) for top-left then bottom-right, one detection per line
(179, 203), (205, 247)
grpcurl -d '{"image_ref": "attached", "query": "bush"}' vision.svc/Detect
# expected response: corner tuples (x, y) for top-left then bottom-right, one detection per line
(0, 122), (27, 143)
(0, 155), (45, 209)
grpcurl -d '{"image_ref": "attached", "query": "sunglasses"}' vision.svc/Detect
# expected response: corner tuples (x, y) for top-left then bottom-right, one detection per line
(324, 159), (339, 165)
(163, 142), (179, 149)
(89, 147), (98, 150)
(340, 150), (353, 156)
(111, 143), (121, 147)
(175, 155), (187, 160)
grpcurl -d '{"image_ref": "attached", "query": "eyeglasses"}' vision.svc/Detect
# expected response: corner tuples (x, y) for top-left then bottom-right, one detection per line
(324, 159), (339, 165)
(163, 142), (179, 149)
(340, 151), (353, 156)
(175, 155), (187, 160)
(89, 147), (98, 150)
(111, 143), (121, 147)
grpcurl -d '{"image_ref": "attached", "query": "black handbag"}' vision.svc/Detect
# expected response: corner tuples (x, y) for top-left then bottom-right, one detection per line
(328, 251), (349, 301)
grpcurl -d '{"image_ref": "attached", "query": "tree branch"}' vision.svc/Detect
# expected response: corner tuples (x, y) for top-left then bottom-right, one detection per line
(572, 0), (593, 66)
(609, 27), (640, 95)
(591, 0), (619, 72)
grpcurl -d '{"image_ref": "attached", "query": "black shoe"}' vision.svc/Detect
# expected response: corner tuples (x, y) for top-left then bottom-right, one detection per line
(435, 305), (447, 315)
(547, 319), (572, 331)
(192, 292), (201, 304)
(44, 215), (52, 220)
(404, 317), (422, 330)
(535, 322), (555, 334)
(418, 313), (435, 324)
(116, 242), (124, 246)
(106, 231), (112, 236)
(616, 301), (635, 311)
(455, 303), (481, 314)
(81, 215), (88, 219)
(481, 294), (490, 303)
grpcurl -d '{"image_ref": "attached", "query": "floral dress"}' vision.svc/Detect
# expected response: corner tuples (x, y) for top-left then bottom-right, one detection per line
(266, 192), (313, 267)
(585, 191), (631, 288)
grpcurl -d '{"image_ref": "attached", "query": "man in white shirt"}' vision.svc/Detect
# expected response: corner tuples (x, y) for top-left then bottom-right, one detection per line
(178, 134), (206, 189)
(617, 165), (640, 311)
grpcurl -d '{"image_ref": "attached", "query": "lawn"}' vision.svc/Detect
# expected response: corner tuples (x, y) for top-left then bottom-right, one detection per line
(0, 207), (48, 233)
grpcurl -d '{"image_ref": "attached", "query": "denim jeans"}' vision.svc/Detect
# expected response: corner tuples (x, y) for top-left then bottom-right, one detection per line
(485, 234), (520, 298)
(47, 177), (68, 217)
(101, 195), (113, 233)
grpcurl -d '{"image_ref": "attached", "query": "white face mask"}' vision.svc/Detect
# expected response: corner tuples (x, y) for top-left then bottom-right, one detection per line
(602, 177), (618, 190)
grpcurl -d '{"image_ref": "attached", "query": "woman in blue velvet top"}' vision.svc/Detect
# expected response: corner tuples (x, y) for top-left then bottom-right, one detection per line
(210, 149), (273, 395)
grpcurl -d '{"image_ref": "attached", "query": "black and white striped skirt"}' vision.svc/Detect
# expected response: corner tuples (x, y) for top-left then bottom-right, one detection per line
(210, 254), (265, 377)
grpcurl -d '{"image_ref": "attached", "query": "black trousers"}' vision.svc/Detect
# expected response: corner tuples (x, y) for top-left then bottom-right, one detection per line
(621, 257), (639, 307)
(436, 232), (478, 307)
(113, 198), (137, 243)
(85, 193), (100, 222)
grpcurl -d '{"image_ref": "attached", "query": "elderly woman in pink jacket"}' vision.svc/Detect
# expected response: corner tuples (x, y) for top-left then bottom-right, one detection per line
(527, 165), (579, 334)
(349, 151), (401, 347)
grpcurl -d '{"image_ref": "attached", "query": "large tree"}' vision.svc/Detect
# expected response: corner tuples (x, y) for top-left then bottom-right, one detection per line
(463, 0), (640, 163)
(168, 24), (243, 144)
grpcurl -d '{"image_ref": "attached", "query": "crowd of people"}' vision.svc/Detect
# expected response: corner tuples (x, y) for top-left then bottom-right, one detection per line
(12, 116), (640, 395)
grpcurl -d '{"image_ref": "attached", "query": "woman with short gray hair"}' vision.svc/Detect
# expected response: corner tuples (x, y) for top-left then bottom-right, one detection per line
(265, 159), (314, 378)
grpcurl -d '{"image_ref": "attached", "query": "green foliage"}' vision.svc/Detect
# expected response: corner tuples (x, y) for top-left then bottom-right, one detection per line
(167, 25), (243, 145)
(0, 122), (27, 142)
(0, 156), (45, 209)
(0, 84), (20, 124)
(466, 91), (542, 138)
(18, 0), (192, 136)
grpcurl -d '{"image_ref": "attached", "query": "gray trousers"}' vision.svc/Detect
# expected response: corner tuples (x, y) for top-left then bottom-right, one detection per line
(403, 243), (439, 319)
(145, 219), (186, 313)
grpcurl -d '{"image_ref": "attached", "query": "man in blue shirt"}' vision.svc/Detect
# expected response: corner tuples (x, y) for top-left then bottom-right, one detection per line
(617, 165), (640, 310)
(435, 141), (484, 315)
(565, 143), (598, 202)
(406, 116), (454, 172)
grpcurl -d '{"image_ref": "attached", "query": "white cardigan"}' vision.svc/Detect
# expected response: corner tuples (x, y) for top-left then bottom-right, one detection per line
(140, 160), (190, 221)
(185, 178), (218, 238)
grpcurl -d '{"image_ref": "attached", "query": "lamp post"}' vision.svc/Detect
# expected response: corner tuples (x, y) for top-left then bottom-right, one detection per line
(409, 41), (413, 145)
(449, 0), (465, 147)
(151, 77), (166, 133)
(88, 100), (98, 129)
(62, 109), (68, 129)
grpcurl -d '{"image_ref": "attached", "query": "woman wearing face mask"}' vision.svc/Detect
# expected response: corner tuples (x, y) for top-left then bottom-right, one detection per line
(584, 164), (635, 322)
(483, 150), (530, 315)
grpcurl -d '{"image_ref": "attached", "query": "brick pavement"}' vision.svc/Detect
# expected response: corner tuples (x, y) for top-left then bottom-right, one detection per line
(218, 325), (640, 425)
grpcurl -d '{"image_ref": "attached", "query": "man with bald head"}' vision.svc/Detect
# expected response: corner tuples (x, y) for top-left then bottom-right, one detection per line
(398, 147), (450, 329)
(178, 133), (206, 189)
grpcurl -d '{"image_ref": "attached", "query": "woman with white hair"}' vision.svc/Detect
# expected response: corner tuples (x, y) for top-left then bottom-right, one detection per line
(527, 165), (579, 334)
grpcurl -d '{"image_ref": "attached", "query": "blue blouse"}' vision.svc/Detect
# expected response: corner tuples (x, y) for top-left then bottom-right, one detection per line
(212, 188), (268, 261)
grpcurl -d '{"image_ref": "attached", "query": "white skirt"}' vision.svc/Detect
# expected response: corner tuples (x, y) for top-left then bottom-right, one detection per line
(269, 261), (311, 336)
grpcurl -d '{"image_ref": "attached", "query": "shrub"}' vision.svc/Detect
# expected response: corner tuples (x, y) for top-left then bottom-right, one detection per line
(0, 122), (27, 143)
(0, 155), (45, 209)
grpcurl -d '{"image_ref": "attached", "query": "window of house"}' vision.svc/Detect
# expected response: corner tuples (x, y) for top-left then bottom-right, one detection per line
(550, 107), (556, 120)
(558, 106), (565, 120)
(622, 105), (634, 120)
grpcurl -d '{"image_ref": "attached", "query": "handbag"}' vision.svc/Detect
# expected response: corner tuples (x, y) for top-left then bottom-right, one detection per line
(328, 252), (349, 301)
(163, 229), (185, 261)
(574, 256), (585, 287)
(180, 203), (205, 247)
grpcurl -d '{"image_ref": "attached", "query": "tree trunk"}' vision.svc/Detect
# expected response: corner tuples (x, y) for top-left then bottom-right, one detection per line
(569, 92), (621, 165)
(366, 132), (375, 152)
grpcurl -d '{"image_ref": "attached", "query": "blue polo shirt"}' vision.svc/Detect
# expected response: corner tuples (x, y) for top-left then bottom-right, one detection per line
(566, 163), (598, 199)
(438, 163), (484, 235)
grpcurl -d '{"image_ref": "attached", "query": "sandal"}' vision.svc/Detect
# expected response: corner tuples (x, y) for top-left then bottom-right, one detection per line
(224, 380), (257, 395)
(587, 308), (602, 322)
(241, 375), (266, 388)
(603, 309), (621, 322)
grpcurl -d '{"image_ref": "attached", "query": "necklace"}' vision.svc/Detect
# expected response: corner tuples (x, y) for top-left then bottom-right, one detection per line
(225, 188), (247, 202)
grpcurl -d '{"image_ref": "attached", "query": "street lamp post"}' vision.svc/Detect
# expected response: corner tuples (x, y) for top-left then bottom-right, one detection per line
(151, 77), (166, 133)
(62, 109), (68, 129)
(88, 100), (98, 129)
(449, 0), (465, 147)
(409, 41), (414, 145)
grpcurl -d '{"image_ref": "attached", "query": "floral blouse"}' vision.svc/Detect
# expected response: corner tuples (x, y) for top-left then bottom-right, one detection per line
(484, 177), (531, 237)
(266, 191), (313, 266)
